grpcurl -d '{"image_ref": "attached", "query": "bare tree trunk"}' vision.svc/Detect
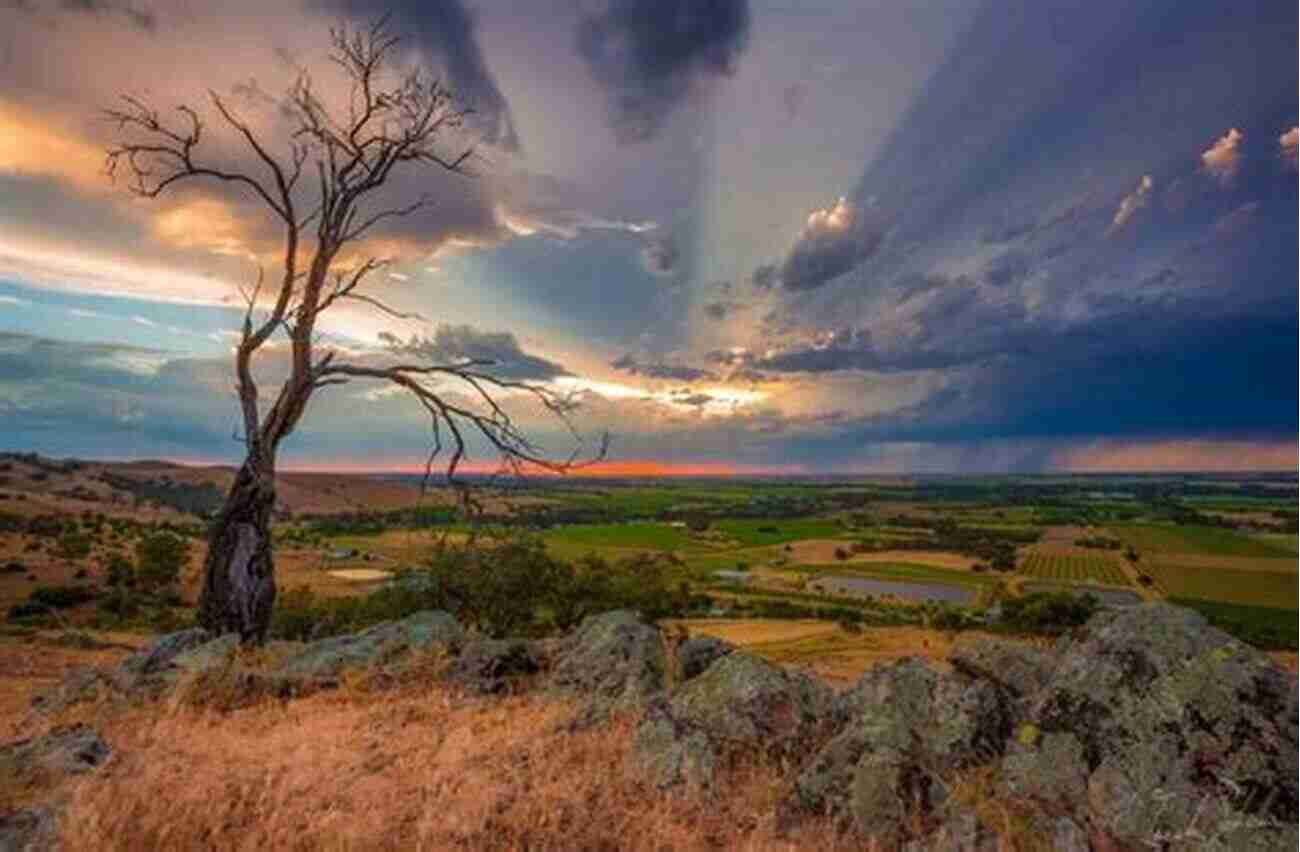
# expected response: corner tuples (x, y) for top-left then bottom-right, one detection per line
(198, 450), (278, 642)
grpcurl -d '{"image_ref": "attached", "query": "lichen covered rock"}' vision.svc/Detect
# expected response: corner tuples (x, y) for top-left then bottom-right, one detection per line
(788, 658), (1009, 838)
(445, 638), (541, 695)
(1027, 604), (1298, 848)
(273, 610), (463, 679)
(632, 652), (833, 790)
(0, 725), (110, 779)
(547, 611), (668, 723)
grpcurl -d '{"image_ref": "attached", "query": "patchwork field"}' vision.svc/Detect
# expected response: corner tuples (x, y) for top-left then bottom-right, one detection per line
(1018, 551), (1131, 587)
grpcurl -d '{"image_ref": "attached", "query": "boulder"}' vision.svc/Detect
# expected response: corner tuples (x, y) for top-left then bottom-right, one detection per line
(0, 725), (110, 780)
(1025, 604), (1298, 848)
(631, 652), (833, 790)
(787, 659), (1009, 838)
(444, 639), (541, 695)
(273, 610), (463, 679)
(547, 611), (667, 723)
(0, 806), (57, 852)
(29, 668), (120, 715)
(119, 627), (215, 677)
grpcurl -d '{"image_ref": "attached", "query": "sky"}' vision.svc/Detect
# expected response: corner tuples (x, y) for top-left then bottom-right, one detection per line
(0, 0), (1296, 474)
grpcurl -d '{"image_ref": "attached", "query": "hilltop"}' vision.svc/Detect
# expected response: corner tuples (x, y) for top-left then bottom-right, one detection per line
(2, 603), (1296, 850)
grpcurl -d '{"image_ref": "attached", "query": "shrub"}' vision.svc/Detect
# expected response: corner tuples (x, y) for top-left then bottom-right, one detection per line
(105, 554), (134, 588)
(7, 584), (98, 620)
(997, 591), (1099, 635)
(135, 531), (189, 592)
(270, 536), (690, 641)
(56, 531), (93, 559)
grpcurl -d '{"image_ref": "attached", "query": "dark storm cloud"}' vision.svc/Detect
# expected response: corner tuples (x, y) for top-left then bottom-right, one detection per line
(319, 0), (518, 150)
(378, 325), (570, 381)
(576, 0), (751, 143)
(611, 354), (716, 382)
(779, 199), (889, 291)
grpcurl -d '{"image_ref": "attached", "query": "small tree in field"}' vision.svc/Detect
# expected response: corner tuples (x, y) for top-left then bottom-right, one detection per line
(105, 20), (601, 642)
(135, 531), (189, 594)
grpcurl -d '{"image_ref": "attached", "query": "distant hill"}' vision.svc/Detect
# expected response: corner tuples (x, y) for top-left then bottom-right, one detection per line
(0, 452), (440, 519)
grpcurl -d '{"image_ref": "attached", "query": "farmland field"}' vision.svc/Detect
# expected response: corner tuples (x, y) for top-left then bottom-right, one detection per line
(1019, 551), (1130, 586)
(1145, 560), (1299, 608)
(1113, 524), (1294, 557)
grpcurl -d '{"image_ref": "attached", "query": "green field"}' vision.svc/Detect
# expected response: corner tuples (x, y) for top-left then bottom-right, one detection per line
(1146, 560), (1299, 609)
(1114, 524), (1295, 557)
(711, 518), (849, 546)
(1169, 598), (1298, 650)
(541, 522), (691, 551)
(1019, 552), (1130, 586)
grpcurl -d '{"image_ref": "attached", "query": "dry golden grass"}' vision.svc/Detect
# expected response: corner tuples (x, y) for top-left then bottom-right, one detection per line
(0, 634), (142, 735)
(52, 680), (857, 851)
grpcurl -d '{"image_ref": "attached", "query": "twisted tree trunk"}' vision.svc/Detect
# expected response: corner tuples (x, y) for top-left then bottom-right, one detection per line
(197, 450), (278, 642)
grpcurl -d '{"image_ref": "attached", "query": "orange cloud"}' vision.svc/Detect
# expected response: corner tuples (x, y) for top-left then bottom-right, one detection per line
(1200, 127), (1243, 185)
(0, 100), (106, 191)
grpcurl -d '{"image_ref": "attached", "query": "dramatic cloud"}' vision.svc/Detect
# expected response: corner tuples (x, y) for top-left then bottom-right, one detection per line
(320, 0), (519, 150)
(1200, 127), (1243, 185)
(377, 325), (570, 381)
(779, 197), (887, 291)
(611, 354), (716, 382)
(1108, 175), (1153, 233)
(576, 0), (751, 143)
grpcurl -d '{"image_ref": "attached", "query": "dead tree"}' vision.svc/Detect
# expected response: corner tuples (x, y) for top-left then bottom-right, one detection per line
(105, 20), (602, 643)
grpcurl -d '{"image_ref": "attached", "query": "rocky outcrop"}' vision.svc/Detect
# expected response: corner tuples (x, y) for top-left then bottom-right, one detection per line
(0, 806), (57, 852)
(1017, 604), (1298, 850)
(444, 638), (542, 695)
(631, 652), (833, 790)
(0, 726), (110, 852)
(19, 603), (1298, 850)
(546, 611), (668, 723)
(786, 658), (1008, 837)
(0, 725), (110, 779)
(274, 610), (463, 679)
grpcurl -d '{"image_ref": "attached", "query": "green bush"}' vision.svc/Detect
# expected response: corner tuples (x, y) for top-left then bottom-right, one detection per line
(997, 591), (1100, 635)
(270, 536), (691, 641)
(56, 531), (93, 559)
(7, 584), (97, 620)
(134, 531), (189, 592)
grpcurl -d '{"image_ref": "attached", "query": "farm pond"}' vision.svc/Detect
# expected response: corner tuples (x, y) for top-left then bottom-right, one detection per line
(809, 575), (974, 604)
